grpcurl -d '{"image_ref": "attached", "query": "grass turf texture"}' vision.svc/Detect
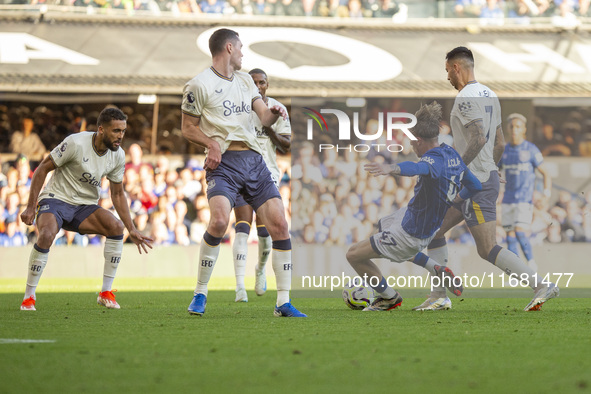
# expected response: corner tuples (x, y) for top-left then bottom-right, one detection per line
(1, 290), (591, 394)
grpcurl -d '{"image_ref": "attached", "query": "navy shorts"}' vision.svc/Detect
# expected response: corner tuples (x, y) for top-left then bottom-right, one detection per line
(206, 150), (281, 211)
(453, 170), (500, 227)
(235, 172), (280, 208)
(36, 198), (100, 233)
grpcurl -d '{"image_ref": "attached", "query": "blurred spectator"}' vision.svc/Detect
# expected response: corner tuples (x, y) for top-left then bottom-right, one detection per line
(348, 0), (364, 16)
(274, 0), (305, 15)
(454, 0), (485, 16)
(199, 0), (228, 13)
(479, 0), (504, 24)
(125, 143), (153, 173)
(371, 0), (400, 17)
(10, 115), (47, 161)
(439, 120), (453, 146)
(252, 0), (274, 14)
(177, 0), (201, 13)
(537, 121), (571, 156)
(302, 0), (317, 15)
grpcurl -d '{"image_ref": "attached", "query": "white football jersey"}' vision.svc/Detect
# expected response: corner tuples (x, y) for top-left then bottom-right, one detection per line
(39, 132), (125, 206)
(182, 67), (263, 155)
(450, 81), (501, 183)
(253, 97), (291, 184)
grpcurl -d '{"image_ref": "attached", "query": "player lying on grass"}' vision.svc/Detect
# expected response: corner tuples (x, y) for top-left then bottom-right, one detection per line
(19, 107), (153, 311)
(346, 101), (482, 311)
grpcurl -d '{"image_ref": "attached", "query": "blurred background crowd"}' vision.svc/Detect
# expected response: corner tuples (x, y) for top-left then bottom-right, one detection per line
(2, 0), (590, 24)
(0, 102), (290, 248)
(287, 100), (591, 248)
(1, 100), (590, 249)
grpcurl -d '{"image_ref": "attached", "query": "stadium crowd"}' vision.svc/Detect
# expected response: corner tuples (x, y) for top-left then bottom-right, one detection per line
(0, 103), (290, 248)
(288, 103), (591, 247)
(1, 101), (590, 248)
(5, 0), (590, 21)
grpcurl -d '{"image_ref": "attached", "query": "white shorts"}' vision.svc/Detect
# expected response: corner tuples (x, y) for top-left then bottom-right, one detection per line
(501, 203), (534, 231)
(370, 207), (435, 263)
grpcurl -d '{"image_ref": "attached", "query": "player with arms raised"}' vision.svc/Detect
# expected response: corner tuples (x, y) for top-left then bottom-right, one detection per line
(346, 102), (482, 311)
(19, 107), (154, 311)
(182, 29), (305, 317)
(233, 68), (291, 303)
(411, 47), (558, 311)
(500, 113), (552, 271)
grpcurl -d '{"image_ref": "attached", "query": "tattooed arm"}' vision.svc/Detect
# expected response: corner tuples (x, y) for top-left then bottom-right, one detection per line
(493, 125), (505, 165)
(461, 119), (487, 166)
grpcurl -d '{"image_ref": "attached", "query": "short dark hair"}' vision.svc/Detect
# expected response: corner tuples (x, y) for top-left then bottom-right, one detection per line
(209, 28), (240, 56)
(446, 46), (474, 66)
(412, 101), (442, 140)
(97, 107), (127, 127)
(249, 68), (267, 78)
(506, 113), (527, 124)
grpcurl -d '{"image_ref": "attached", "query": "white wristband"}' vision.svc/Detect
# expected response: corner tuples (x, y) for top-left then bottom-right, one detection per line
(543, 189), (551, 198)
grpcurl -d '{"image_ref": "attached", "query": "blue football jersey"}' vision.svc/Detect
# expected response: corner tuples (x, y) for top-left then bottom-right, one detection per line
(500, 141), (543, 204)
(402, 144), (470, 239)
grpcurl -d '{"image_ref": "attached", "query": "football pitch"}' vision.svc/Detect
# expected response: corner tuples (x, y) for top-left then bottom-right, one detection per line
(1, 281), (590, 394)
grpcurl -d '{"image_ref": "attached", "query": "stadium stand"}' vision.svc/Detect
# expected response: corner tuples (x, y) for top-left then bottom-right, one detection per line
(1, 9), (590, 249)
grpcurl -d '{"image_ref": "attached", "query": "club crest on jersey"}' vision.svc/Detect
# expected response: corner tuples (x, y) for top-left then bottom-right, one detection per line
(208, 179), (216, 190)
(458, 102), (472, 112)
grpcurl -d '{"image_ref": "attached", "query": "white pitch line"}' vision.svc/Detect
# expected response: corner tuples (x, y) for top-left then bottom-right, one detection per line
(0, 339), (56, 344)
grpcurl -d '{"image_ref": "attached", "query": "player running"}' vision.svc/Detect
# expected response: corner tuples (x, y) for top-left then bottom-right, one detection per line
(411, 47), (559, 312)
(499, 113), (552, 271)
(182, 29), (305, 317)
(346, 101), (482, 311)
(19, 107), (154, 311)
(232, 68), (291, 303)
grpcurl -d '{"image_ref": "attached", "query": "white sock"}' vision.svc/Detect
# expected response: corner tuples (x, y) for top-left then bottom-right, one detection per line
(233, 232), (248, 291)
(257, 235), (272, 271)
(195, 241), (220, 296)
(427, 244), (448, 298)
(25, 245), (49, 299)
(488, 246), (543, 290)
(272, 248), (291, 306)
(102, 237), (123, 292)
(378, 287), (397, 299)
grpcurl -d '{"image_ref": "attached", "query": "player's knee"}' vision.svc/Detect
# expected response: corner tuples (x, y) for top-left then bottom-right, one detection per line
(108, 219), (125, 236)
(476, 245), (491, 260)
(266, 219), (289, 239)
(209, 215), (229, 235)
(346, 245), (361, 264)
(37, 227), (57, 246)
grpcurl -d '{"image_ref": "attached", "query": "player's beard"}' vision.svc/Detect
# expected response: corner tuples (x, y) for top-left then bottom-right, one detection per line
(104, 138), (120, 151)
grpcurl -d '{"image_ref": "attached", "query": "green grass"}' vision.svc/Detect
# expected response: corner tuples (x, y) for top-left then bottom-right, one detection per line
(1, 289), (591, 394)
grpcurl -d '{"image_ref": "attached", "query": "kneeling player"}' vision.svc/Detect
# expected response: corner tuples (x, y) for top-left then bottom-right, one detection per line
(346, 102), (481, 311)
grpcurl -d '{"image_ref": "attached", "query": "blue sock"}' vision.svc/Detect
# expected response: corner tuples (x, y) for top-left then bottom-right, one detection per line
(370, 277), (389, 293)
(515, 231), (534, 261)
(507, 235), (519, 256)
